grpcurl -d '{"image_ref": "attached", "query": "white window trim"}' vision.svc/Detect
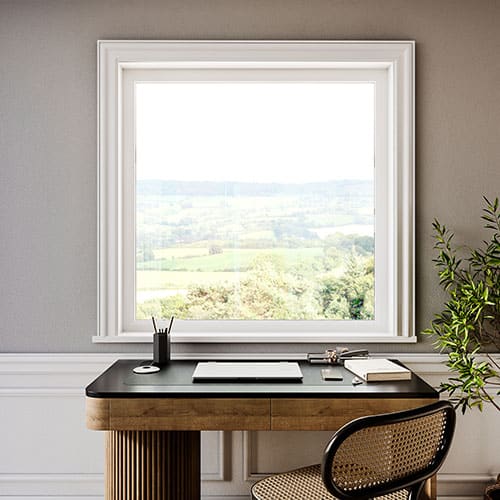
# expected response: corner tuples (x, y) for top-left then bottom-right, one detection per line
(95, 40), (415, 344)
(122, 67), (391, 338)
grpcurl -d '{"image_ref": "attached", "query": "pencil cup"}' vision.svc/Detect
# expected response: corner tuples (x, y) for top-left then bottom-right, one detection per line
(153, 333), (170, 365)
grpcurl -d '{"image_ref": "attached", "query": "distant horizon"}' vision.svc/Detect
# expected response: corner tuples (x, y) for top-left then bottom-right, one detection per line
(136, 178), (374, 197)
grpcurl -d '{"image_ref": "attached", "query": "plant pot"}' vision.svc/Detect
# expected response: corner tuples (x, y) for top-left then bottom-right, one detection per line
(485, 475), (500, 500)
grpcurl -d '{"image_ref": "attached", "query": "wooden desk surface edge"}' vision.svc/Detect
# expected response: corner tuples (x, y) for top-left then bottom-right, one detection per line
(86, 395), (438, 431)
(86, 396), (110, 430)
(271, 396), (438, 430)
(86, 396), (271, 431)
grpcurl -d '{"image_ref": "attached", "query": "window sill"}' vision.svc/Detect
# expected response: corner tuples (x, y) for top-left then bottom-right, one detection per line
(92, 333), (417, 344)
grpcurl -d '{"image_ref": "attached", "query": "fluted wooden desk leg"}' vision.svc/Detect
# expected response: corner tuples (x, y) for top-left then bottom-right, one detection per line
(105, 430), (200, 500)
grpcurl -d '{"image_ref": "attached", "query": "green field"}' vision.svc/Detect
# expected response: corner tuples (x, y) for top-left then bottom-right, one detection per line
(135, 180), (375, 320)
(137, 270), (247, 290)
(138, 247), (324, 273)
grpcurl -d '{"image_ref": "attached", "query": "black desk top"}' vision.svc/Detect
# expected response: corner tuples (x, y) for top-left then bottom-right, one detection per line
(86, 360), (438, 399)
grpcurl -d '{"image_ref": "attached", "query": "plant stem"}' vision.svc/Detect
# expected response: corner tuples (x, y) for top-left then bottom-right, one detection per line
(486, 353), (500, 371)
(481, 387), (500, 412)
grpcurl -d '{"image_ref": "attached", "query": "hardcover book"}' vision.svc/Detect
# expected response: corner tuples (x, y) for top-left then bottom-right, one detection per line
(344, 358), (411, 382)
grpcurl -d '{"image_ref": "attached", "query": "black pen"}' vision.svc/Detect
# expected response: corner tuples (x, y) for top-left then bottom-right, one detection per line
(167, 315), (174, 335)
(151, 316), (158, 334)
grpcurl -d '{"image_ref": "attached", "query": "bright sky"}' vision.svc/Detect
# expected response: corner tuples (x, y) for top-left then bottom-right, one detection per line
(136, 82), (374, 183)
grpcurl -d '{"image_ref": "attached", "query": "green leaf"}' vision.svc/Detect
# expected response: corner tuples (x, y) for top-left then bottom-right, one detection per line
(423, 197), (500, 414)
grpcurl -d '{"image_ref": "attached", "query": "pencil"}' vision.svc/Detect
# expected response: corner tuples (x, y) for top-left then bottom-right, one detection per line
(167, 315), (174, 334)
(151, 316), (158, 334)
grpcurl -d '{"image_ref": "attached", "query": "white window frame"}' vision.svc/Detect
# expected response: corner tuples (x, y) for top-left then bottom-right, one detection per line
(95, 40), (415, 344)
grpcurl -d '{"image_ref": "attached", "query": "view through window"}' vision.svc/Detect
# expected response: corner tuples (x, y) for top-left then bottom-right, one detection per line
(135, 82), (375, 321)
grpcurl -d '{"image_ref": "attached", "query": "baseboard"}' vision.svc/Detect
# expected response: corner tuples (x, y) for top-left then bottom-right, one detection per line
(438, 472), (497, 498)
(0, 473), (103, 496)
(1, 498), (102, 500)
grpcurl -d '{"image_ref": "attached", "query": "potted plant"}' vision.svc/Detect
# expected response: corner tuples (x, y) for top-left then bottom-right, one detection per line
(424, 197), (500, 498)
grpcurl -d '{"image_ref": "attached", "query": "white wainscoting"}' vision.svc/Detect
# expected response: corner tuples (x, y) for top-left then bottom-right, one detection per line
(0, 353), (498, 499)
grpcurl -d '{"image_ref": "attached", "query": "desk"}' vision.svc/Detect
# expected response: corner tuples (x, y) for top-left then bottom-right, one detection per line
(86, 360), (438, 500)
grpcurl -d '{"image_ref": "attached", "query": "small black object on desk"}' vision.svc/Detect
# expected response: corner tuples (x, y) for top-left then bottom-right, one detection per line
(133, 316), (173, 374)
(152, 315), (173, 366)
(153, 331), (170, 365)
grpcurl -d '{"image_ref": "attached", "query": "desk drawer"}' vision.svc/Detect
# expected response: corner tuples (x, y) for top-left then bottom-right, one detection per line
(271, 397), (437, 430)
(87, 397), (271, 431)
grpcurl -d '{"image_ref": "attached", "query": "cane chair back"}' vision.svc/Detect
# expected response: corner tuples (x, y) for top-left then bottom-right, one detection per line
(322, 401), (456, 499)
(251, 402), (455, 500)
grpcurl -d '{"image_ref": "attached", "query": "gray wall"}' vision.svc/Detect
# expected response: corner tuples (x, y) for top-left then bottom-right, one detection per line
(1, 0), (499, 353)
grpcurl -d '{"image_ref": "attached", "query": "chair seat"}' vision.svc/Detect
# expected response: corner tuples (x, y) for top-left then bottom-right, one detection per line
(251, 464), (410, 500)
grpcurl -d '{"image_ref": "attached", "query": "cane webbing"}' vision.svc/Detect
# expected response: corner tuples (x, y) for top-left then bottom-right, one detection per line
(251, 464), (409, 500)
(331, 411), (447, 492)
(252, 408), (449, 500)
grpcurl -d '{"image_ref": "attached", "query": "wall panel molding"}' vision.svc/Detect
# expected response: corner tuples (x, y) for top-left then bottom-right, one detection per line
(0, 352), (498, 499)
(201, 431), (227, 481)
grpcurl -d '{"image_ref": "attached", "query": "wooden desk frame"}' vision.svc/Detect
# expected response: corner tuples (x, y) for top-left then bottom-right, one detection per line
(86, 396), (437, 500)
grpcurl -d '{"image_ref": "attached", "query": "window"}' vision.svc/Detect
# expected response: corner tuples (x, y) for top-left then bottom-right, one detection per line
(97, 41), (415, 343)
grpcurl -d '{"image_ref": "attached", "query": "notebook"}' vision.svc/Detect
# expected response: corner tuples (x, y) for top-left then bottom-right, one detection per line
(192, 362), (303, 382)
(343, 358), (411, 382)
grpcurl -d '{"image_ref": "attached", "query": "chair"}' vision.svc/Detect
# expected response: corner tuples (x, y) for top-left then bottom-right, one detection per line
(251, 401), (455, 500)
